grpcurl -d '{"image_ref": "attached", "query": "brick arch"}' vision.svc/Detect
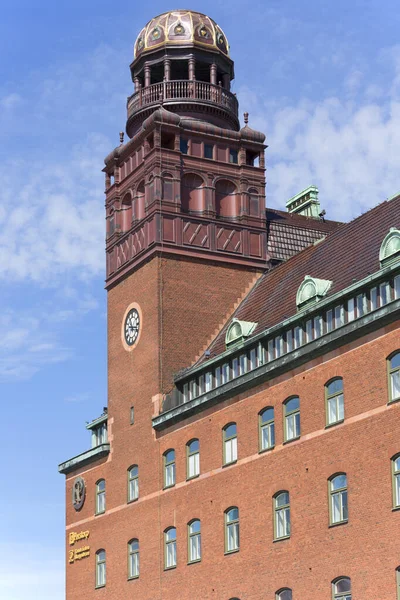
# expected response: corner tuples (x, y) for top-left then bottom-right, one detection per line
(181, 173), (205, 213)
(121, 190), (133, 231)
(215, 178), (239, 219)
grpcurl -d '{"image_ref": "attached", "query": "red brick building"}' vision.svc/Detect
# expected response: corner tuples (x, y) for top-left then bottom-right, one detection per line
(59, 10), (400, 600)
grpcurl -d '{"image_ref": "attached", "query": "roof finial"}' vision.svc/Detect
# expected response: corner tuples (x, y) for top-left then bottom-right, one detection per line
(244, 112), (249, 125)
(119, 131), (124, 145)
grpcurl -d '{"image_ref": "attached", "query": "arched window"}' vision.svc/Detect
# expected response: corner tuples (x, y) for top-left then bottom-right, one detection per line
(329, 474), (348, 525)
(392, 455), (400, 508)
(283, 397), (300, 442)
(163, 449), (175, 488)
(274, 491), (290, 540)
(332, 577), (351, 599)
(181, 173), (204, 213)
(225, 507), (239, 553)
(95, 549), (106, 588)
(128, 539), (139, 579)
(164, 527), (177, 569)
(223, 423), (237, 465)
(136, 180), (145, 220)
(188, 519), (201, 563)
(186, 439), (200, 479)
(388, 351), (400, 403)
(95, 479), (105, 515)
(128, 465), (139, 502)
(121, 192), (132, 231)
(259, 407), (275, 451)
(276, 589), (292, 600)
(326, 378), (344, 426)
(215, 179), (238, 218)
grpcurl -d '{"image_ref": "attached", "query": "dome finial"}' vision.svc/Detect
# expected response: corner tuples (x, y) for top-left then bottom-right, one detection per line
(119, 131), (124, 145)
(244, 112), (249, 125)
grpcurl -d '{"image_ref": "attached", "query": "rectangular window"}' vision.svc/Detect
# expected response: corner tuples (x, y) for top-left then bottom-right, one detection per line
(249, 348), (257, 370)
(183, 383), (189, 402)
(229, 149), (238, 164)
(347, 297), (355, 322)
(380, 281), (390, 306)
(275, 336), (283, 357)
(224, 436), (237, 464)
(314, 315), (323, 338)
(306, 319), (313, 343)
(239, 354), (247, 375)
(370, 286), (378, 310)
(257, 343), (265, 365)
(232, 358), (239, 378)
(286, 330), (293, 353)
(334, 305), (344, 328)
(267, 339), (274, 361)
(215, 366), (221, 387)
(205, 371), (212, 392)
(180, 138), (188, 154)
(294, 326), (303, 348)
(189, 380), (197, 400)
(356, 293), (365, 317)
(198, 374), (205, 395)
(204, 144), (213, 159)
(395, 275), (400, 300)
(221, 363), (230, 384)
(326, 309), (333, 333)
(130, 406), (135, 425)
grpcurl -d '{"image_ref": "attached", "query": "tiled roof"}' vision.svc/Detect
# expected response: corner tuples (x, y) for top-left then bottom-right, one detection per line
(205, 195), (400, 359)
(266, 208), (341, 262)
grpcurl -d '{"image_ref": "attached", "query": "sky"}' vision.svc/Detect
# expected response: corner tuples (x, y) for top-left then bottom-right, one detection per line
(0, 1), (399, 597)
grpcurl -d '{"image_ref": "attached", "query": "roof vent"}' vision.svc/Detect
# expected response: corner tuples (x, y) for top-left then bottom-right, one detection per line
(286, 186), (321, 219)
(296, 275), (332, 310)
(226, 318), (257, 347)
(379, 227), (400, 267)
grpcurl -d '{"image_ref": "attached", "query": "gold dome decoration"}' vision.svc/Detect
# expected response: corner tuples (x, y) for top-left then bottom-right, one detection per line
(134, 10), (230, 58)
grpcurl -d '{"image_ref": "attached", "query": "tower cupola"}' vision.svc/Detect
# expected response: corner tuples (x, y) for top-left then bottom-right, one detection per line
(127, 9), (239, 137)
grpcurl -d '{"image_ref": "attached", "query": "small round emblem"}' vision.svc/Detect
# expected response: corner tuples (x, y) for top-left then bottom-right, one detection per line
(124, 308), (140, 346)
(72, 477), (86, 511)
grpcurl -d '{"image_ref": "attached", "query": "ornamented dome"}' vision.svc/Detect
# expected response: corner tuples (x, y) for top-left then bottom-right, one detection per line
(134, 10), (230, 58)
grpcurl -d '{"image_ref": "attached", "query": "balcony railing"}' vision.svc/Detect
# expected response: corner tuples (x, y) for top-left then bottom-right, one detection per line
(127, 80), (238, 119)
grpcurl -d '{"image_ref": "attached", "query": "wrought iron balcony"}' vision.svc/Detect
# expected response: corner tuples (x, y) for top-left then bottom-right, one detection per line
(127, 80), (239, 134)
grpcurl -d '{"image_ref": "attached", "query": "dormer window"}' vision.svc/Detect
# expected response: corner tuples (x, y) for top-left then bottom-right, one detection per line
(296, 275), (332, 310)
(379, 227), (400, 267)
(225, 318), (257, 347)
(87, 412), (108, 448)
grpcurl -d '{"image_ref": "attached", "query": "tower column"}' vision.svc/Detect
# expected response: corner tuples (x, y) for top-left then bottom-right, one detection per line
(210, 63), (217, 85)
(164, 58), (171, 81)
(144, 63), (151, 87)
(134, 77), (141, 92)
(188, 56), (196, 81)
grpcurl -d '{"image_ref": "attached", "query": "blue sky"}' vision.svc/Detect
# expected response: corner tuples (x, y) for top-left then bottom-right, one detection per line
(1, 1), (399, 597)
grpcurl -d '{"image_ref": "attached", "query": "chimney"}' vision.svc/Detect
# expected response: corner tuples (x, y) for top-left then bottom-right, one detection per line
(286, 185), (321, 218)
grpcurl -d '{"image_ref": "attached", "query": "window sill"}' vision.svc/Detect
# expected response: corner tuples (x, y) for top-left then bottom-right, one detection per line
(186, 474), (200, 482)
(95, 584), (106, 590)
(259, 445), (275, 455)
(164, 565), (177, 571)
(128, 575), (139, 581)
(187, 559), (201, 565)
(325, 419), (344, 430)
(224, 548), (240, 556)
(222, 460), (237, 468)
(283, 436), (300, 445)
(127, 497), (139, 504)
(163, 484), (176, 491)
(388, 396), (400, 405)
(392, 505), (400, 512)
(329, 519), (348, 528)
(273, 535), (290, 543)
(95, 510), (105, 517)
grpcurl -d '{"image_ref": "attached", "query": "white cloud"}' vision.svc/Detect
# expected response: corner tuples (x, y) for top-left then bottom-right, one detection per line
(0, 93), (22, 110)
(238, 45), (400, 221)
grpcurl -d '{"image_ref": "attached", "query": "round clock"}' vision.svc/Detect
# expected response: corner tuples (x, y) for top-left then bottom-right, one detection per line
(124, 308), (140, 346)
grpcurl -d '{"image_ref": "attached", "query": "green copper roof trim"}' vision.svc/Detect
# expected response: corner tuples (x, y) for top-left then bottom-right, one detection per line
(296, 275), (332, 309)
(286, 185), (319, 208)
(58, 443), (110, 475)
(225, 318), (257, 347)
(175, 261), (400, 384)
(86, 413), (108, 430)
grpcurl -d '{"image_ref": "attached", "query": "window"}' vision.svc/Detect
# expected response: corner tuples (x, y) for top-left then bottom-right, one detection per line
(370, 286), (378, 310)
(396, 567), (400, 599)
(332, 577), (351, 599)
(204, 143), (213, 159)
(128, 539), (139, 579)
(130, 405), (135, 425)
(326, 309), (333, 332)
(284, 397), (300, 442)
(180, 138), (188, 154)
(326, 378), (344, 426)
(347, 297), (355, 322)
(392, 455), (400, 508)
(229, 149), (238, 164)
(388, 351), (400, 402)
(276, 589), (292, 600)
(395, 275), (400, 299)
(225, 507), (239, 553)
(95, 549), (106, 588)
(380, 281), (390, 306)
(334, 305), (344, 328)
(274, 492), (290, 540)
(223, 423), (237, 465)
(259, 407), (275, 451)
(239, 354), (247, 375)
(329, 474), (348, 525)
(187, 439), (200, 479)
(222, 362), (230, 384)
(205, 371), (212, 392)
(188, 519), (201, 563)
(95, 479), (105, 515)
(164, 450), (176, 488)
(91, 422), (107, 448)
(128, 465), (139, 502)
(164, 527), (177, 569)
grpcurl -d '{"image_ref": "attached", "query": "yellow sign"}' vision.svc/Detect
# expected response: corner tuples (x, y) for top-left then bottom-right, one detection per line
(69, 546), (90, 564)
(69, 530), (90, 546)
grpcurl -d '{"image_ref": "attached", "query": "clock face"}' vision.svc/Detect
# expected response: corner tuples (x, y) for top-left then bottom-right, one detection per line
(124, 308), (140, 346)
